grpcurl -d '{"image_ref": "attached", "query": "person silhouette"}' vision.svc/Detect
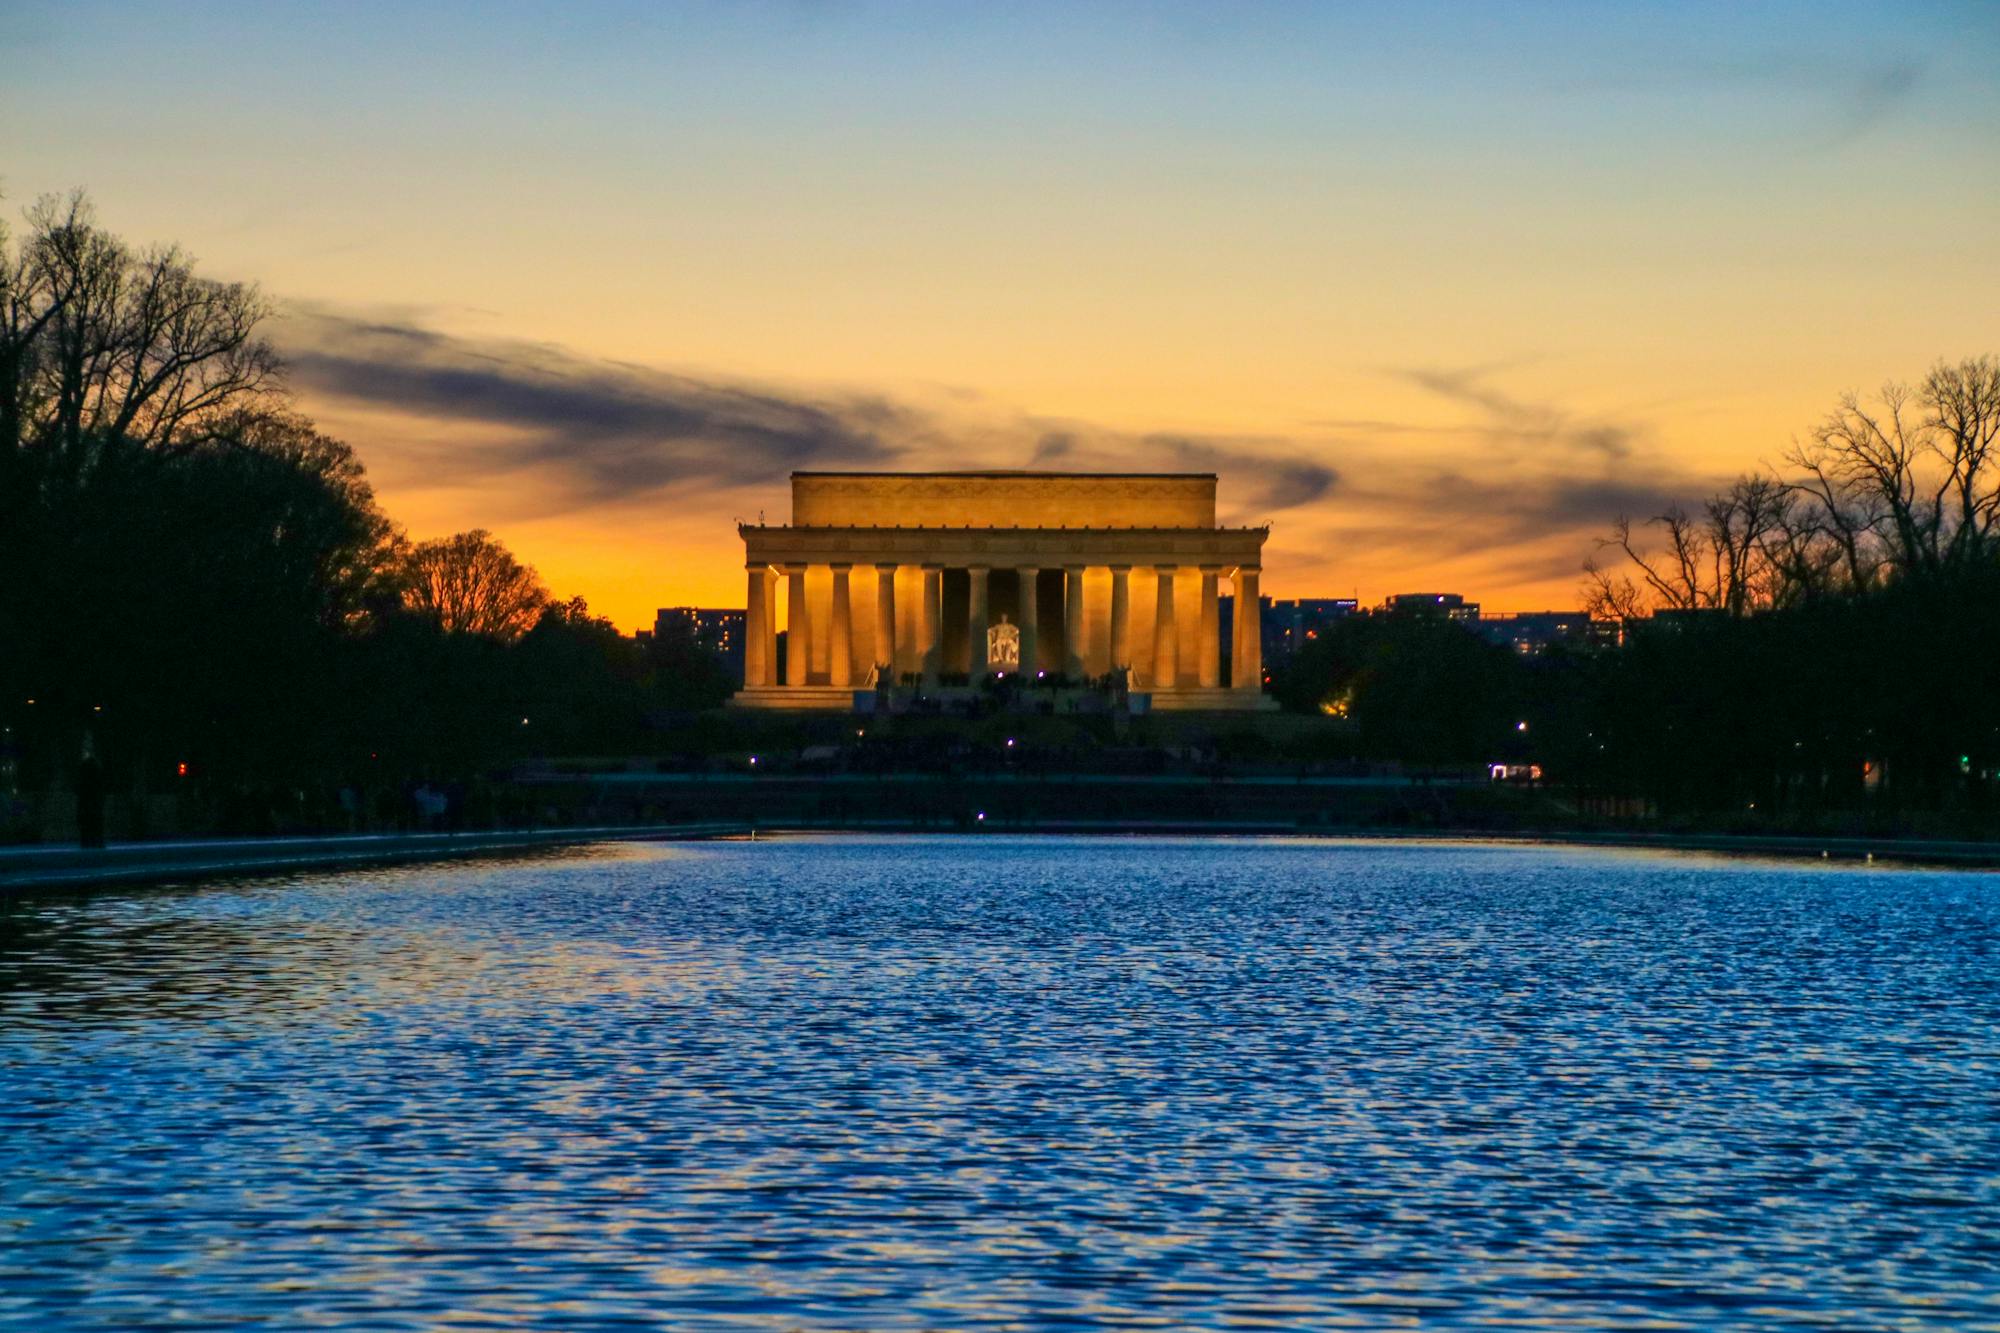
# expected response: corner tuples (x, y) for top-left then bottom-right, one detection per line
(76, 733), (107, 850)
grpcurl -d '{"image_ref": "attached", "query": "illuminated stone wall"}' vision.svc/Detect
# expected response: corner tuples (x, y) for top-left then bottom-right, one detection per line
(734, 470), (1273, 711)
(792, 472), (1217, 529)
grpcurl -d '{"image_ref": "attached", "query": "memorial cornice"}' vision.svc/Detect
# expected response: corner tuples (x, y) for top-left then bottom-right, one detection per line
(739, 524), (1268, 569)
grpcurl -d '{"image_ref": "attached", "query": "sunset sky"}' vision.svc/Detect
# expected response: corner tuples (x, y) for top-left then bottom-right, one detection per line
(7, 1), (1997, 629)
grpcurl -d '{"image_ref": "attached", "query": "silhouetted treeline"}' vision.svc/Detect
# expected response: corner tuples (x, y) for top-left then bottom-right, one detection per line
(0, 195), (724, 835)
(1275, 358), (2000, 830)
(4, 194), (1995, 840)
(1555, 570), (2000, 822)
(1269, 614), (1527, 765)
(1275, 570), (1999, 828)
(1585, 358), (2000, 615)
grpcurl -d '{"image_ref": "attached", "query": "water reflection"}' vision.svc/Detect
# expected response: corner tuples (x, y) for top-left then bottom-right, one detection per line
(1, 837), (1995, 1329)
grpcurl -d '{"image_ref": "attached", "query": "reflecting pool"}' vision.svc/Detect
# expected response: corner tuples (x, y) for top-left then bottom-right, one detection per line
(2, 836), (1996, 1329)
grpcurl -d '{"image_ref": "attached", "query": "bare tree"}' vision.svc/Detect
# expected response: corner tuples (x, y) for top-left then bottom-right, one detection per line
(1779, 434), (1887, 596)
(1583, 476), (1789, 618)
(404, 530), (549, 640)
(1784, 356), (2000, 580)
(0, 202), (63, 462)
(1581, 555), (1648, 621)
(1790, 381), (1932, 578)
(1589, 358), (2000, 617)
(1925, 356), (2000, 567)
(0, 191), (279, 479)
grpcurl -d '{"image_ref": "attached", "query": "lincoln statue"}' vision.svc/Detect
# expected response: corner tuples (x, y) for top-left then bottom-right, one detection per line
(733, 471), (1271, 711)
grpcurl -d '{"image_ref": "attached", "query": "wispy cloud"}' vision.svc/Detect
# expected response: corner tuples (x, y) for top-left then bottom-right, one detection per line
(1551, 51), (1927, 150)
(278, 307), (911, 507)
(278, 306), (1344, 520)
(1028, 427), (1337, 518)
(1291, 364), (1722, 597)
(276, 307), (1717, 605)
(1386, 364), (1641, 461)
(1835, 60), (1924, 143)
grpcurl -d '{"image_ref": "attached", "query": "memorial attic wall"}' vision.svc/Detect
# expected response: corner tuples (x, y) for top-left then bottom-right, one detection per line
(790, 472), (1218, 529)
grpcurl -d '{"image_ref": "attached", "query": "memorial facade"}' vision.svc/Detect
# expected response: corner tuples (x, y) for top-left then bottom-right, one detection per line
(732, 472), (1272, 710)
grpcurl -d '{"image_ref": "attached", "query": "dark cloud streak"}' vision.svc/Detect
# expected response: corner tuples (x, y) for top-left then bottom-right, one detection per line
(1141, 434), (1338, 512)
(275, 307), (1723, 597)
(280, 310), (1344, 521)
(1027, 426), (1337, 517)
(280, 309), (909, 505)
(1393, 365), (1639, 460)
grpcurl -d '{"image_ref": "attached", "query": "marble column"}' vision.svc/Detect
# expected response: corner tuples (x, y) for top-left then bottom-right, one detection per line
(1063, 566), (1086, 678)
(874, 563), (897, 683)
(784, 563), (810, 687)
(1017, 567), (1040, 677)
(1234, 566), (1262, 693)
(1152, 566), (1179, 690)
(921, 564), (944, 684)
(1198, 565), (1222, 688)
(1108, 565), (1131, 681)
(966, 566), (991, 676)
(744, 563), (775, 687)
(828, 564), (853, 688)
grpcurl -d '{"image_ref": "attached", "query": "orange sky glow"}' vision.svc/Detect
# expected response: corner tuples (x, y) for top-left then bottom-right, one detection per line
(6, 2), (1995, 629)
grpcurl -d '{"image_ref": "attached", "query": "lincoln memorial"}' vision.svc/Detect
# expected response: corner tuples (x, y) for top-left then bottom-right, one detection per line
(732, 471), (1272, 711)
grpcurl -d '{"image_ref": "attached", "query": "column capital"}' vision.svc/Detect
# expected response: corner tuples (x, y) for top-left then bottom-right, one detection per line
(875, 561), (899, 573)
(1198, 563), (1224, 575)
(1235, 565), (1262, 577)
(921, 562), (945, 574)
(1109, 564), (1132, 574)
(966, 564), (991, 576)
(1016, 564), (1041, 574)
(746, 560), (773, 573)
(780, 562), (810, 575)
(1154, 562), (1179, 572)
(829, 562), (853, 573)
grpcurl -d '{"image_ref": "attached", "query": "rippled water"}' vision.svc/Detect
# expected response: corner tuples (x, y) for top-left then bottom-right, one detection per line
(2, 836), (1997, 1330)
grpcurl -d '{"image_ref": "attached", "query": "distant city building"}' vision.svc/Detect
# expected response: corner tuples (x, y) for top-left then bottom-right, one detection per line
(654, 606), (746, 684)
(1384, 592), (1481, 620)
(1642, 607), (1725, 633)
(1472, 611), (1622, 655)
(1263, 597), (1360, 669)
(1255, 593), (1622, 661)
